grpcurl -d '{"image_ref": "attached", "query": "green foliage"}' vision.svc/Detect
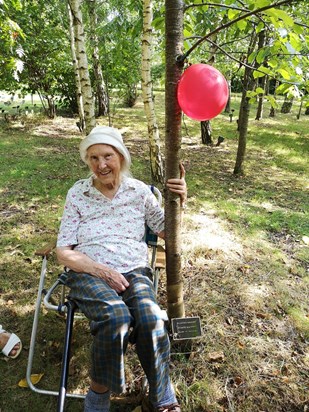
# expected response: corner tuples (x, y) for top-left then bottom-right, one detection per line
(0, 0), (77, 116)
(95, 0), (143, 107)
(0, 0), (24, 88)
(1, 0), (308, 116)
(182, 0), (309, 103)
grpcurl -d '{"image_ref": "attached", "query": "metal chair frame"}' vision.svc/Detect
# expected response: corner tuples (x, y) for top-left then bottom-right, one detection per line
(26, 186), (166, 411)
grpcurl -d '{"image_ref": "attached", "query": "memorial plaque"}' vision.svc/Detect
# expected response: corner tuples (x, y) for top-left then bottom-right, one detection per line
(171, 317), (202, 340)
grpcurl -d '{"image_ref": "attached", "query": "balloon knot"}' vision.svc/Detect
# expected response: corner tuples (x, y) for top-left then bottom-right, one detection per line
(176, 54), (186, 64)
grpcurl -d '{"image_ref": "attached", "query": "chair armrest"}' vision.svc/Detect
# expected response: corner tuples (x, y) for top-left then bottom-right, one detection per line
(35, 238), (57, 257)
(155, 245), (166, 269)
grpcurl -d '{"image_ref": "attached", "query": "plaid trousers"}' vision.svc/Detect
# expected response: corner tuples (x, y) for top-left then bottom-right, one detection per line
(64, 267), (171, 404)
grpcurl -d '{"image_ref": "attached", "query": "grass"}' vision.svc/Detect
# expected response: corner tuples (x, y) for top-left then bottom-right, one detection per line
(0, 92), (308, 412)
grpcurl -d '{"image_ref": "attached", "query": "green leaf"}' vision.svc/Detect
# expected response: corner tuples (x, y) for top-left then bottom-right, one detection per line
(275, 9), (294, 27)
(256, 87), (265, 94)
(263, 9), (277, 18)
(293, 24), (303, 35)
(228, 9), (240, 20)
(268, 59), (278, 69)
(289, 33), (302, 52)
(253, 66), (271, 79)
(237, 19), (247, 31)
(276, 83), (293, 95)
(255, 0), (271, 7)
(277, 68), (291, 80)
(253, 70), (266, 79)
(184, 39), (192, 50)
(265, 95), (278, 109)
(256, 48), (267, 64)
(256, 22), (266, 33)
(152, 17), (164, 30)
(248, 51), (257, 64)
(264, 8), (294, 27)
(183, 28), (193, 38)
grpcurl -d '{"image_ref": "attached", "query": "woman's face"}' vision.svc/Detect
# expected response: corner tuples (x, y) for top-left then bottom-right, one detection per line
(87, 144), (123, 188)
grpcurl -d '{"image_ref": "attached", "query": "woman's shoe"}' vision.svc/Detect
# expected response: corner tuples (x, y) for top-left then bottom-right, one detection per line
(0, 325), (22, 359)
(156, 403), (181, 412)
(142, 399), (181, 412)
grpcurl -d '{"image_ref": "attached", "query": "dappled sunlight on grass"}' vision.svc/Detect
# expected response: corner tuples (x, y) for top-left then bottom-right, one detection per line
(0, 95), (308, 411)
(238, 283), (271, 311)
(182, 211), (243, 266)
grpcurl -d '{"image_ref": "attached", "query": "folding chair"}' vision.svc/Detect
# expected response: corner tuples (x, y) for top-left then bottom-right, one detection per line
(26, 186), (166, 412)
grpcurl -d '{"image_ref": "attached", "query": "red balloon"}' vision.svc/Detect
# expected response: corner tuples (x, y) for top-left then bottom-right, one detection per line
(177, 64), (229, 121)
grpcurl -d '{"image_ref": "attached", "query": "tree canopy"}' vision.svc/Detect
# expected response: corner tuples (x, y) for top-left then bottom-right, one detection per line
(1, 0), (308, 112)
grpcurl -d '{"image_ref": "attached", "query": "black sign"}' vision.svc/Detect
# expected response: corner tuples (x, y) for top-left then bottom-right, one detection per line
(171, 317), (202, 340)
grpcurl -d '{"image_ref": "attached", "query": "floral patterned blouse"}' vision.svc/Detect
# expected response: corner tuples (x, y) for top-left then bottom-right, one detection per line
(57, 175), (164, 273)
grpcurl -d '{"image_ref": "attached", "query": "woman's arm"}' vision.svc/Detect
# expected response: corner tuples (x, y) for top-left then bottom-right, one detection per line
(56, 246), (129, 292)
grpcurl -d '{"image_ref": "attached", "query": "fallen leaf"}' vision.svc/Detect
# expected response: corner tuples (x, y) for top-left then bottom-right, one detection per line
(208, 351), (225, 362)
(234, 376), (243, 386)
(237, 341), (245, 349)
(18, 373), (44, 388)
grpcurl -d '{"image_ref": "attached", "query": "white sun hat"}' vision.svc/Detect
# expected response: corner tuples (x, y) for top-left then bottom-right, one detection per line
(79, 126), (131, 169)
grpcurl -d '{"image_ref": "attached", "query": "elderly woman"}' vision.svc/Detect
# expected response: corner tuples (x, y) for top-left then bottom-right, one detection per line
(56, 126), (186, 412)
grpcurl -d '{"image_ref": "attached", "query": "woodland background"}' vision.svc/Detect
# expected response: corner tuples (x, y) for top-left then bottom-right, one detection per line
(0, 0), (308, 411)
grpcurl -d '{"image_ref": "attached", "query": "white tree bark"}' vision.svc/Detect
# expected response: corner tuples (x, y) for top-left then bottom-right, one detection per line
(141, 0), (164, 183)
(67, 2), (85, 131)
(68, 0), (96, 134)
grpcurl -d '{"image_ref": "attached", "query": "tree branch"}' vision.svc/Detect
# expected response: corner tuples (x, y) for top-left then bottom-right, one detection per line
(178, 0), (297, 62)
(205, 37), (257, 72)
(295, 21), (309, 29)
(184, 2), (249, 12)
(205, 37), (302, 85)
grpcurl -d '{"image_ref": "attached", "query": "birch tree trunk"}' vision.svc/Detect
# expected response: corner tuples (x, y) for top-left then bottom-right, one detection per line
(87, 0), (109, 117)
(165, 0), (185, 319)
(67, 2), (85, 131)
(141, 0), (164, 183)
(68, 0), (96, 134)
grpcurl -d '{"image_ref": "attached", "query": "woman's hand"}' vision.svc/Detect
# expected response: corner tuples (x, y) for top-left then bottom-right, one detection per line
(166, 163), (187, 207)
(95, 266), (129, 293)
